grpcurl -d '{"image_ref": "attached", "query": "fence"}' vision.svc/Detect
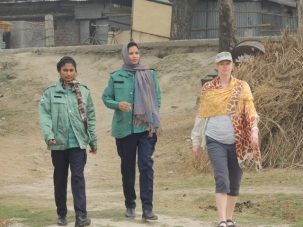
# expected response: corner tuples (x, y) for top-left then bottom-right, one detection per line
(191, 1), (297, 39)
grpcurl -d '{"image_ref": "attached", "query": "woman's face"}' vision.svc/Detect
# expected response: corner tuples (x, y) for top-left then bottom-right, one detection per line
(216, 60), (233, 77)
(128, 45), (140, 65)
(59, 63), (76, 82)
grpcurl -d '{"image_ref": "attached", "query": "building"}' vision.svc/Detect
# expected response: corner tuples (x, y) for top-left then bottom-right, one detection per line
(192, 0), (297, 39)
(0, 0), (298, 48)
(0, 0), (132, 48)
(131, 0), (172, 42)
(131, 0), (297, 41)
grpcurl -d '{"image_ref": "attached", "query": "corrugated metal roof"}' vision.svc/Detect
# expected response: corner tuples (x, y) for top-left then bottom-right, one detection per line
(148, 0), (171, 5)
(268, 0), (296, 7)
(0, 0), (89, 2)
(0, 0), (132, 5)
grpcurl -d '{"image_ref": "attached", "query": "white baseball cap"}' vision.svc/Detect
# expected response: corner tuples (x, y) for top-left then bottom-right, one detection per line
(215, 51), (233, 63)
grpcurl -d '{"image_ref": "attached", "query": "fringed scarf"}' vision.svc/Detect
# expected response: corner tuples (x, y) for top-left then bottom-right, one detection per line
(61, 79), (88, 132)
(199, 76), (262, 169)
(121, 43), (160, 135)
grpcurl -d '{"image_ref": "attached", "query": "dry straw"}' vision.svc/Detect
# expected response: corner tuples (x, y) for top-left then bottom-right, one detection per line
(233, 31), (303, 168)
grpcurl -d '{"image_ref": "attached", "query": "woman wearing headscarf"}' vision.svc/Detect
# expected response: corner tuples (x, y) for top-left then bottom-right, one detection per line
(39, 56), (97, 227)
(191, 52), (261, 227)
(102, 41), (161, 220)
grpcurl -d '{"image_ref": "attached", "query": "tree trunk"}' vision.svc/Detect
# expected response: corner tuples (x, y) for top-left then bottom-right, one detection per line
(298, 0), (303, 41)
(170, 0), (198, 40)
(218, 0), (237, 52)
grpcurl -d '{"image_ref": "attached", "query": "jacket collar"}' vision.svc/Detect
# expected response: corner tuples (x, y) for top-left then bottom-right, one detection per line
(118, 70), (135, 78)
(54, 80), (75, 93)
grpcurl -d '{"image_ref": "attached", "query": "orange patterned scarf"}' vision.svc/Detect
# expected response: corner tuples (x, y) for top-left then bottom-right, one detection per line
(199, 76), (261, 169)
(61, 79), (88, 132)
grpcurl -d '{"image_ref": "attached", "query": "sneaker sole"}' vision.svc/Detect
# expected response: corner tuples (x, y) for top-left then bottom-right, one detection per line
(142, 216), (158, 221)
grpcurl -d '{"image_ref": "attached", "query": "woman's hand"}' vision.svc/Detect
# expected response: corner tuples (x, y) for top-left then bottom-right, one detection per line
(89, 148), (97, 154)
(118, 101), (132, 112)
(192, 145), (201, 157)
(48, 139), (57, 146)
(251, 127), (259, 149)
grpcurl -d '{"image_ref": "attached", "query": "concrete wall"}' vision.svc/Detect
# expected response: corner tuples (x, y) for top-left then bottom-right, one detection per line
(112, 30), (131, 44)
(10, 21), (45, 48)
(80, 20), (90, 44)
(75, 3), (109, 19)
(55, 18), (80, 46)
(132, 0), (172, 43)
(0, 29), (4, 48)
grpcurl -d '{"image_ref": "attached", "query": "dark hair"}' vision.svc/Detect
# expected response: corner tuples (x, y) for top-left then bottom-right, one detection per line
(56, 56), (77, 72)
(127, 41), (138, 50)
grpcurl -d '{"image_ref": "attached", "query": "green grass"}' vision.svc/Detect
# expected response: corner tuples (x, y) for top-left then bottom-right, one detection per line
(0, 170), (302, 226)
(0, 205), (54, 227)
(0, 71), (16, 82)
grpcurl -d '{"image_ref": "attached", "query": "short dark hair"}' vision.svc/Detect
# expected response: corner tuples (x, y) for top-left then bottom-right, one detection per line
(127, 41), (138, 50)
(57, 56), (77, 72)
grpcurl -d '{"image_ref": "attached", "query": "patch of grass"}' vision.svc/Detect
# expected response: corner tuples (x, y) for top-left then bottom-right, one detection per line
(0, 71), (16, 82)
(0, 205), (54, 227)
(90, 208), (126, 221)
(155, 170), (303, 226)
(242, 168), (303, 187)
(249, 194), (303, 223)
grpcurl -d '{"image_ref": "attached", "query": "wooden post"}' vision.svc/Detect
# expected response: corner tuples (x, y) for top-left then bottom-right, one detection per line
(298, 0), (303, 41)
(45, 14), (55, 47)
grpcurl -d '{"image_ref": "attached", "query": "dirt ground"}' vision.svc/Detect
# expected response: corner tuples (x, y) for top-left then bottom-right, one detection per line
(0, 44), (301, 227)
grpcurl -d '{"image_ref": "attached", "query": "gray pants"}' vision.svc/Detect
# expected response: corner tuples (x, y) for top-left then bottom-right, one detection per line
(206, 136), (243, 196)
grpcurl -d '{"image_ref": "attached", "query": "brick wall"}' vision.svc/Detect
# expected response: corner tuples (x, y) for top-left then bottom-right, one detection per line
(54, 18), (80, 46)
(10, 21), (45, 48)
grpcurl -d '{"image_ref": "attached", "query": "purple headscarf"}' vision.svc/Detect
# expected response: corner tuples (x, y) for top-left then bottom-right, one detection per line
(121, 42), (160, 135)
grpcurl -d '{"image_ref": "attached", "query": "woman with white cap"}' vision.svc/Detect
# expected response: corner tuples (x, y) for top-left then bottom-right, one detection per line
(191, 51), (261, 227)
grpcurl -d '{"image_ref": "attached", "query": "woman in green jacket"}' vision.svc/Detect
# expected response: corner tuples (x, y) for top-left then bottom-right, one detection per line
(102, 41), (161, 220)
(39, 56), (97, 227)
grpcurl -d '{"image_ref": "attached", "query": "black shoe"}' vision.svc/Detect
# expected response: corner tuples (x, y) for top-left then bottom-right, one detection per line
(142, 210), (158, 220)
(57, 216), (68, 226)
(75, 216), (91, 227)
(125, 208), (136, 218)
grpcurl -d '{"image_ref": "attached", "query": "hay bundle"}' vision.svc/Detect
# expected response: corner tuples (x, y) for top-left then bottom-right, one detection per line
(234, 33), (303, 168)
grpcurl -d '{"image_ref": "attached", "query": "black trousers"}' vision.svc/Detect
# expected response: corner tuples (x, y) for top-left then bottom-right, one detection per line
(116, 131), (157, 211)
(51, 148), (87, 218)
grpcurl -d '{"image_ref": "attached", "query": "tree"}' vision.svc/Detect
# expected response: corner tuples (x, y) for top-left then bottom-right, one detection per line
(170, 0), (198, 40)
(218, 0), (237, 52)
(297, 0), (303, 41)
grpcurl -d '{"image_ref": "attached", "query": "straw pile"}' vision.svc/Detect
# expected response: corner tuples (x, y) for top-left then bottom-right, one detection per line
(234, 32), (303, 168)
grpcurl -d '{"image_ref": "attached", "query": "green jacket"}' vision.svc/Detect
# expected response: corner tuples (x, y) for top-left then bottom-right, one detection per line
(102, 69), (161, 138)
(39, 81), (97, 150)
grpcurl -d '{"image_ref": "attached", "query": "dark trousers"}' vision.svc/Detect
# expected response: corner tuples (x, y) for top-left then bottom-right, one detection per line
(115, 131), (157, 211)
(51, 148), (87, 218)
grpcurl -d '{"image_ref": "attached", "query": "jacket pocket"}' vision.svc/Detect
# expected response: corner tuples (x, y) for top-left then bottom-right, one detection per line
(114, 82), (129, 101)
